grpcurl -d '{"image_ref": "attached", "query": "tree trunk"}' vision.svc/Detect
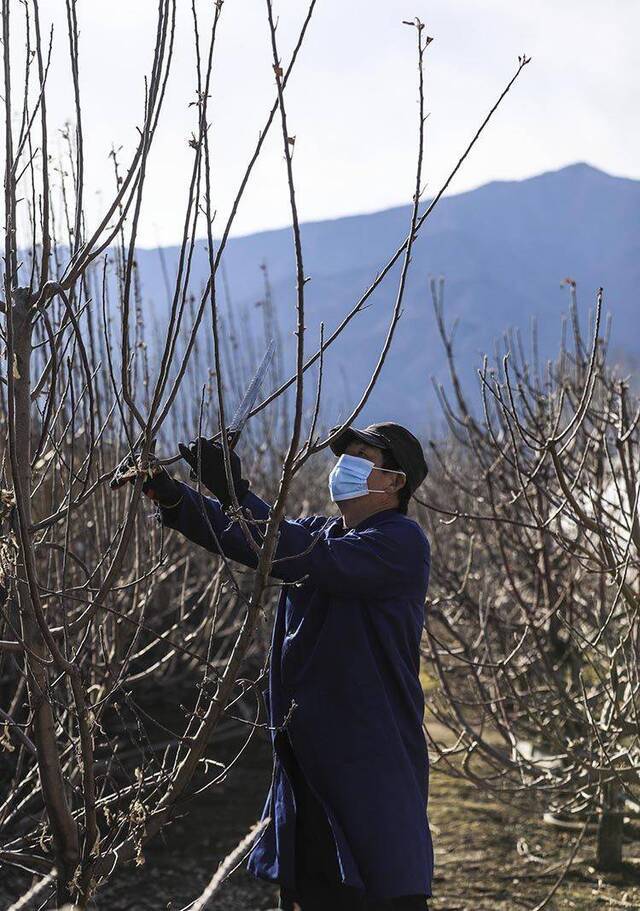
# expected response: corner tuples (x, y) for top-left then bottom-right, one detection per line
(596, 778), (624, 871)
(10, 288), (80, 905)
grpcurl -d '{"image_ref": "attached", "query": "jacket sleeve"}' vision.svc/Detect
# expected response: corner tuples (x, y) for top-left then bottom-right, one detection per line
(206, 491), (428, 598)
(158, 484), (330, 573)
(158, 481), (238, 558)
(159, 485), (428, 597)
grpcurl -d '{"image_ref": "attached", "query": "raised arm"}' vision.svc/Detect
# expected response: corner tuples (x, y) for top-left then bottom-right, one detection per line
(112, 440), (428, 598)
(159, 484), (330, 577)
(161, 436), (429, 595)
(162, 485), (429, 599)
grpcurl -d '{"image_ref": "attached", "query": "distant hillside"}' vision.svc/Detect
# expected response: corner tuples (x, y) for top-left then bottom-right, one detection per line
(135, 163), (640, 435)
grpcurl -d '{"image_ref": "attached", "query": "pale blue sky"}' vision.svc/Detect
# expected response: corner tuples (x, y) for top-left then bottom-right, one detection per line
(25, 0), (640, 246)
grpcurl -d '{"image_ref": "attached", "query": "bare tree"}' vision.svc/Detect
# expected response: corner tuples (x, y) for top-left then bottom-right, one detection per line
(420, 278), (639, 877)
(1, 1), (529, 906)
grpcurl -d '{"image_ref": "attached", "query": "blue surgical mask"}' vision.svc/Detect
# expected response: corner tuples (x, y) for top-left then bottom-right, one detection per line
(328, 453), (405, 503)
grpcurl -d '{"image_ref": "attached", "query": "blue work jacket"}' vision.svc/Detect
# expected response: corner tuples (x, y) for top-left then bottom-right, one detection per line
(159, 483), (434, 901)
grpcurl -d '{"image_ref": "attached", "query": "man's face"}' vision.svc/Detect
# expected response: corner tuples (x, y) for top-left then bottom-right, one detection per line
(343, 440), (400, 497)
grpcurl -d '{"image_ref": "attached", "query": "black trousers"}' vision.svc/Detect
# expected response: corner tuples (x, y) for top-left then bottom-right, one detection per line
(277, 734), (429, 911)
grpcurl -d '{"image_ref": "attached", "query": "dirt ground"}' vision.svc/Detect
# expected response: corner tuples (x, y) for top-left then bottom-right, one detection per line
(1, 731), (639, 910)
(427, 757), (640, 911)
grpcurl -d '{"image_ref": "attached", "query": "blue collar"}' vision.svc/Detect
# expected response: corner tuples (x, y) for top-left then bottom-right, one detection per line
(335, 507), (400, 534)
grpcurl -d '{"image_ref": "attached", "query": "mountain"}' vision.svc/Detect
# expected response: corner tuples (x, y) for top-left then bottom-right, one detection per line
(134, 163), (640, 436)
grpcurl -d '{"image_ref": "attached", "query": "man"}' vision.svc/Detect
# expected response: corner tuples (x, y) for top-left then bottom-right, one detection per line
(125, 422), (433, 910)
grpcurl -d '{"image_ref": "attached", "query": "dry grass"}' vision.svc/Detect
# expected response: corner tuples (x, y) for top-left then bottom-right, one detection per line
(427, 721), (640, 911)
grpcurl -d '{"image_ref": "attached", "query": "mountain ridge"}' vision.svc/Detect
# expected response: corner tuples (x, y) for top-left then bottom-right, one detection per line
(135, 163), (639, 433)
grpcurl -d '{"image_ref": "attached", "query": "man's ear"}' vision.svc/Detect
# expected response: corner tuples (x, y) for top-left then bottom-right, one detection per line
(390, 471), (406, 493)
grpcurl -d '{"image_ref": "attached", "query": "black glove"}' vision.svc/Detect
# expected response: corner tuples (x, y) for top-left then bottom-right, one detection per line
(177, 438), (249, 508)
(139, 466), (183, 507)
(110, 442), (183, 508)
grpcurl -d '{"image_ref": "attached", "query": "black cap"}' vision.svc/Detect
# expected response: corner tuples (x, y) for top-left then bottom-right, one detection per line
(329, 421), (428, 495)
